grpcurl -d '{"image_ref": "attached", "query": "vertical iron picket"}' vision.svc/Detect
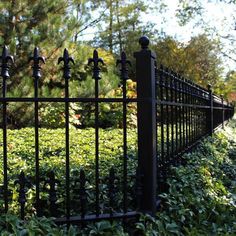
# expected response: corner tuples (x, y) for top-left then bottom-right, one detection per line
(188, 82), (191, 146)
(15, 171), (28, 220)
(182, 78), (185, 150)
(58, 49), (75, 220)
(0, 46), (13, 213)
(194, 85), (197, 140)
(179, 78), (183, 152)
(182, 78), (187, 149)
(159, 65), (166, 190)
(207, 84), (213, 136)
(29, 48), (45, 215)
(46, 171), (58, 217)
(79, 169), (87, 218)
(221, 95), (225, 129)
(108, 167), (115, 215)
(185, 80), (188, 147)
(190, 81), (193, 145)
(174, 73), (178, 156)
(165, 69), (170, 162)
(88, 50), (104, 216)
(116, 52), (131, 214)
(159, 65), (165, 190)
(170, 72), (174, 160)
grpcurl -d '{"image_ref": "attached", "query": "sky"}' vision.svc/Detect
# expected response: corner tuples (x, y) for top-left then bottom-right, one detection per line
(81, 0), (236, 71)
(143, 0), (236, 71)
(146, 0), (235, 41)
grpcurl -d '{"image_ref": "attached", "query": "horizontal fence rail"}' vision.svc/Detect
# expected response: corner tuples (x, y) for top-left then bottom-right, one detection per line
(0, 37), (234, 225)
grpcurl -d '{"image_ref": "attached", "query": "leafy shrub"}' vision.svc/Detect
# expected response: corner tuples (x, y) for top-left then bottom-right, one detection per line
(0, 214), (129, 235)
(148, 127), (236, 235)
(0, 117), (235, 235)
(0, 127), (138, 217)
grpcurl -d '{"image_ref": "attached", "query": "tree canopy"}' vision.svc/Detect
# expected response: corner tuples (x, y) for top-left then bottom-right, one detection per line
(0, 0), (235, 127)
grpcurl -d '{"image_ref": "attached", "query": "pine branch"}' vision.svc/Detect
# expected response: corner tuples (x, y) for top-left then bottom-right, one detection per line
(221, 50), (236, 63)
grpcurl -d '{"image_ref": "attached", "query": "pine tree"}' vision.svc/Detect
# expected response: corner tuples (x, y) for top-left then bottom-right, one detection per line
(0, 0), (120, 127)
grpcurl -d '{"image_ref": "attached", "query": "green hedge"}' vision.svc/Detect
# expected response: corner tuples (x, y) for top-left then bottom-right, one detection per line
(0, 127), (138, 216)
(0, 120), (236, 235)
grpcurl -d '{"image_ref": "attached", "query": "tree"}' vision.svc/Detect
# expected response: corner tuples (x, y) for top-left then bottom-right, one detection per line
(0, 0), (121, 127)
(224, 71), (236, 101)
(174, 0), (236, 64)
(154, 34), (223, 88)
(0, 0), (93, 79)
(91, 0), (156, 54)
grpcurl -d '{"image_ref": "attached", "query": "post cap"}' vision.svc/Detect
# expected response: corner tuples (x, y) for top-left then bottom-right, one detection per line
(139, 36), (149, 49)
(207, 84), (212, 90)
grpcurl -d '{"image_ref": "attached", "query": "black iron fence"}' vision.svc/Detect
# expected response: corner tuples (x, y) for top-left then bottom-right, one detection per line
(135, 36), (234, 215)
(0, 36), (234, 224)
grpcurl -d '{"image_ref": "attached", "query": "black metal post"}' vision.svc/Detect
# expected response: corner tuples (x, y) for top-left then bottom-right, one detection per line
(134, 36), (157, 215)
(207, 84), (213, 136)
(221, 95), (225, 129)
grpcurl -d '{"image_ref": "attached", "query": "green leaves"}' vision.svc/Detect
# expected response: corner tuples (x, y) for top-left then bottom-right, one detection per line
(153, 121), (236, 235)
(0, 127), (138, 217)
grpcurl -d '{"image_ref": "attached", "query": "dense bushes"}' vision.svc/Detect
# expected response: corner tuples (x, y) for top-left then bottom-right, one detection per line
(0, 127), (138, 217)
(136, 122), (236, 235)
(0, 120), (235, 234)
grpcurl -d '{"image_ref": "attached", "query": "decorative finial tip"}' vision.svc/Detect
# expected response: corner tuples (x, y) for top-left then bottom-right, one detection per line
(139, 35), (149, 49)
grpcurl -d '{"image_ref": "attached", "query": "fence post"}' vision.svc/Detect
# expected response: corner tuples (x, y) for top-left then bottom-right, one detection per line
(226, 99), (229, 123)
(134, 36), (157, 215)
(207, 84), (213, 135)
(221, 94), (224, 129)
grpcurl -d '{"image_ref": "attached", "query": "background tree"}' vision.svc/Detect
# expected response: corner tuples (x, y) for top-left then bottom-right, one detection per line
(175, 0), (236, 65)
(0, 0), (234, 127)
(0, 0), (120, 127)
(154, 34), (224, 89)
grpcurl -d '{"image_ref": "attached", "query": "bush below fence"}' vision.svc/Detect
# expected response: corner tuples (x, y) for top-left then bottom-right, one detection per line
(0, 121), (235, 235)
(0, 128), (138, 217)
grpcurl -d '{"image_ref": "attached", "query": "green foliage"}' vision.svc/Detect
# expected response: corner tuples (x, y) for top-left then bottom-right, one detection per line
(224, 70), (236, 101)
(84, 221), (128, 236)
(39, 103), (65, 128)
(0, 127), (138, 216)
(134, 122), (236, 235)
(0, 119), (236, 234)
(0, 214), (129, 235)
(0, 214), (66, 235)
(154, 34), (223, 89)
(176, 0), (203, 26)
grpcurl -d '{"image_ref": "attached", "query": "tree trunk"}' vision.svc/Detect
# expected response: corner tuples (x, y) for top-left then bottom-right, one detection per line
(108, 0), (113, 53)
(116, 0), (123, 55)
